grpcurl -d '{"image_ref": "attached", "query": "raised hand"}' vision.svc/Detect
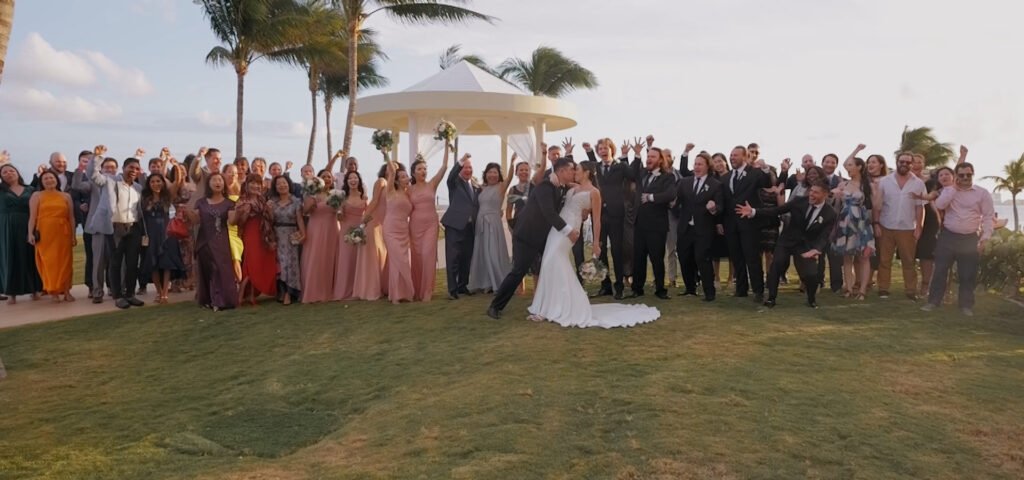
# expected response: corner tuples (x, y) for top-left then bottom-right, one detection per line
(332, 150), (344, 160)
(960, 145), (969, 158)
(134, 148), (146, 159)
(198, 146), (208, 158)
(645, 134), (655, 148)
(0, 150), (9, 165)
(620, 140), (630, 156)
(856, 143), (867, 152)
(780, 158), (792, 171)
(582, 142), (593, 152)
(562, 137), (575, 155)
(684, 142), (695, 154)
(160, 147), (170, 160)
(632, 137), (644, 155)
(37, 164), (47, 175)
(94, 145), (107, 157)
(285, 161), (294, 171)
(511, 152), (518, 162)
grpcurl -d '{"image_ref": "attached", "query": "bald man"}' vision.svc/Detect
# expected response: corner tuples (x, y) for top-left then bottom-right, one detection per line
(31, 152), (73, 192)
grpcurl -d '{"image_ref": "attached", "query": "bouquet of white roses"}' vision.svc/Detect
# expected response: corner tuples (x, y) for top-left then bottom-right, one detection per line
(302, 176), (325, 197)
(434, 120), (457, 143)
(326, 188), (346, 210)
(371, 129), (394, 152)
(578, 258), (609, 284)
(344, 223), (368, 245)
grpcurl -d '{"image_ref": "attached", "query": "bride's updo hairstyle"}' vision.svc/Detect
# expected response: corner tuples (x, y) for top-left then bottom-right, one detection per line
(579, 161), (597, 183)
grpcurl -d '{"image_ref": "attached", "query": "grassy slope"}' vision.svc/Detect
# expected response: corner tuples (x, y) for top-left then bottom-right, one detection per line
(1, 268), (1023, 479)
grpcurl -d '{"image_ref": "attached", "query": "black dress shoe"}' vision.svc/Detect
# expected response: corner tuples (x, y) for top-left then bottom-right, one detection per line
(763, 299), (776, 308)
(628, 291), (644, 299)
(702, 296), (716, 302)
(590, 287), (613, 298)
(115, 298), (131, 309)
(126, 297), (144, 307)
(733, 293), (749, 298)
(613, 291), (624, 300)
(457, 288), (474, 296)
(486, 307), (501, 320)
(655, 292), (670, 300)
(753, 294), (765, 304)
(677, 291), (697, 297)
(92, 296), (103, 304)
(448, 292), (459, 300)
(807, 301), (819, 309)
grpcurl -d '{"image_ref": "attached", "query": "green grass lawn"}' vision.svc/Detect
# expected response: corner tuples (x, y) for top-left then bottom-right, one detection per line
(2, 269), (1023, 479)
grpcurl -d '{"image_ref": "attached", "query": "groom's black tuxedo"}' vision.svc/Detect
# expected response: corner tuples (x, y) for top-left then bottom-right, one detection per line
(630, 161), (677, 298)
(490, 179), (569, 314)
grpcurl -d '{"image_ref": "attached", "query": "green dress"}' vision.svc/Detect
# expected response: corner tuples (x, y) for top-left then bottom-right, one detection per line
(0, 186), (43, 295)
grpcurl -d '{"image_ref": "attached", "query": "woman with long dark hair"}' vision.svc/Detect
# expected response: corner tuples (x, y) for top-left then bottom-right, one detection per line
(140, 172), (186, 304)
(233, 174), (279, 305)
(0, 164), (42, 304)
(408, 144), (450, 302)
(335, 170), (370, 300)
(832, 145), (875, 300)
(467, 161), (514, 293)
(27, 170), (75, 302)
(300, 169), (341, 303)
(186, 172), (238, 311)
(269, 175), (304, 305)
(382, 161), (414, 303)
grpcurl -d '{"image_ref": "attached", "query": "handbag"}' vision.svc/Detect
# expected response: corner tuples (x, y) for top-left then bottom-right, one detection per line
(167, 216), (189, 240)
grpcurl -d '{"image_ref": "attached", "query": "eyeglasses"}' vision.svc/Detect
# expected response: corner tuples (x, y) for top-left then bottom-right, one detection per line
(957, 173), (973, 178)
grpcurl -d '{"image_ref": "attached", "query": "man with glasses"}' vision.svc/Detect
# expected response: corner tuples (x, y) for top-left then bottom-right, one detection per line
(920, 161), (994, 316)
(872, 151), (927, 300)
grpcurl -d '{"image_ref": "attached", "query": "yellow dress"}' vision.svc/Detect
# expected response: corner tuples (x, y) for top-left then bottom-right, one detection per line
(34, 191), (73, 294)
(228, 194), (243, 263)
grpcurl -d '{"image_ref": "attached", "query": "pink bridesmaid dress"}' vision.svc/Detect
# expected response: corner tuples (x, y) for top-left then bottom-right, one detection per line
(333, 201), (365, 300)
(408, 186), (439, 301)
(352, 199), (384, 301)
(382, 192), (414, 303)
(300, 200), (339, 303)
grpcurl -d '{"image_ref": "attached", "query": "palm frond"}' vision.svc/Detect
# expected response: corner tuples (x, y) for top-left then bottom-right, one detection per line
(379, 2), (495, 25)
(205, 46), (236, 68)
(897, 126), (954, 167)
(497, 46), (598, 97)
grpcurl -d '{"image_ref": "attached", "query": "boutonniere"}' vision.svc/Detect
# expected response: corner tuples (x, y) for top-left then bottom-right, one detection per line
(701, 184), (709, 193)
(815, 216), (824, 225)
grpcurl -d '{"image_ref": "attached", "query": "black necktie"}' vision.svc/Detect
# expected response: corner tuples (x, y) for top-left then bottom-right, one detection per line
(694, 177), (703, 193)
(806, 204), (818, 225)
(603, 164), (609, 176)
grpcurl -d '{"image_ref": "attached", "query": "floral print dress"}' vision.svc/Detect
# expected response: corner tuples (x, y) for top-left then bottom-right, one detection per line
(832, 189), (875, 256)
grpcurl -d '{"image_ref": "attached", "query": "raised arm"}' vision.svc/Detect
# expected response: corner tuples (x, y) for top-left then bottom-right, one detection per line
(89, 154), (108, 187)
(848, 143), (867, 164)
(190, 147), (207, 183)
(325, 150), (344, 175)
(957, 145), (968, 165)
(447, 154), (467, 188)
(74, 157), (94, 193)
(428, 142), (452, 190)
(498, 154), (516, 198)
(385, 161), (398, 193)
(532, 145), (548, 186)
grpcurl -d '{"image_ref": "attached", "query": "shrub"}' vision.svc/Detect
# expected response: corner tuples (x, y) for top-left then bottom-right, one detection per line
(979, 230), (1024, 297)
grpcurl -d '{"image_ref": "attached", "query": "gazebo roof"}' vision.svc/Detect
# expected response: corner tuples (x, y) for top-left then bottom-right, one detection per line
(353, 61), (577, 134)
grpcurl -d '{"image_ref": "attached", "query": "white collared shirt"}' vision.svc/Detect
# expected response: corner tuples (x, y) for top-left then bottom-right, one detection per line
(878, 173), (927, 230)
(113, 180), (139, 223)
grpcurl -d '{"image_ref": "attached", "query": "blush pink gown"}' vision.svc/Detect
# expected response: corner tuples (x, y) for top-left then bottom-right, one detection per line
(300, 200), (339, 303)
(352, 199), (384, 301)
(333, 201), (365, 300)
(408, 186), (439, 301)
(382, 192), (414, 303)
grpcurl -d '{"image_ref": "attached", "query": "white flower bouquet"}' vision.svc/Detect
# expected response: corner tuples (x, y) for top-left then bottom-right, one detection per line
(326, 188), (346, 210)
(371, 129), (394, 153)
(578, 258), (608, 283)
(434, 120), (457, 143)
(302, 176), (325, 197)
(345, 224), (368, 245)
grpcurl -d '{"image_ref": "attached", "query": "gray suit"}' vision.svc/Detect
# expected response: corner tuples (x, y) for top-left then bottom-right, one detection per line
(440, 164), (480, 295)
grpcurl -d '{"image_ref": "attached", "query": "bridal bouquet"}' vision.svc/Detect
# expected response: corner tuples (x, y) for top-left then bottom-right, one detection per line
(371, 129), (394, 153)
(302, 176), (325, 197)
(578, 258), (608, 283)
(326, 188), (346, 210)
(434, 120), (457, 142)
(344, 224), (368, 245)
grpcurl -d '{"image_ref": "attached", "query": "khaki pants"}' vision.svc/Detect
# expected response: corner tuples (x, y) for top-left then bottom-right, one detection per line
(877, 227), (917, 295)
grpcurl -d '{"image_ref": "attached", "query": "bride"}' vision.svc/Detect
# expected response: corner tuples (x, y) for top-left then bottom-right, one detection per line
(528, 162), (661, 328)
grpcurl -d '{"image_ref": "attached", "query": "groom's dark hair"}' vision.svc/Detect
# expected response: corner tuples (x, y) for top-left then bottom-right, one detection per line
(552, 157), (575, 173)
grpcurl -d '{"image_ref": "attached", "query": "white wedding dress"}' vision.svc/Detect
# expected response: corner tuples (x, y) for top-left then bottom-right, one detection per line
(528, 188), (661, 328)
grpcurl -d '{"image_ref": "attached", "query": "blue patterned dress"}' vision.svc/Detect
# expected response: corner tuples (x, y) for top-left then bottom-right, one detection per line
(832, 189), (875, 256)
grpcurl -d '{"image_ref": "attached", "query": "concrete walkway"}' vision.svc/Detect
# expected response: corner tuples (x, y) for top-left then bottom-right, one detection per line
(1, 284), (194, 330)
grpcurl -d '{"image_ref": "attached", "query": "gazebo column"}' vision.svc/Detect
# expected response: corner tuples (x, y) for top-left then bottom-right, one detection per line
(406, 114), (418, 164)
(534, 118), (547, 168)
(500, 135), (509, 172)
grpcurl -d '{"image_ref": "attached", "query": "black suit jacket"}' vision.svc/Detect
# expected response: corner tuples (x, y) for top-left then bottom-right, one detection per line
(756, 196), (837, 254)
(440, 163), (481, 230)
(675, 176), (724, 237)
(723, 165), (770, 230)
(587, 151), (634, 219)
(632, 162), (677, 233)
(512, 180), (567, 250)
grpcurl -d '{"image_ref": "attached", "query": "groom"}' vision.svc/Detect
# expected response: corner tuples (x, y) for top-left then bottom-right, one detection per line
(488, 157), (580, 319)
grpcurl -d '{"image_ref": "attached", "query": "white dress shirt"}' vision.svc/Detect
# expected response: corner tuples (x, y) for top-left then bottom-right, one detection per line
(113, 180), (140, 223)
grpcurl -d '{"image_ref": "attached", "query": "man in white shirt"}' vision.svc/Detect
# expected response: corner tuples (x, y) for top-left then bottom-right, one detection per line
(108, 158), (145, 309)
(872, 152), (927, 300)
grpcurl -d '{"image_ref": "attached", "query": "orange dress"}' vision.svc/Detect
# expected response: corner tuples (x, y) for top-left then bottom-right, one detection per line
(408, 186), (439, 301)
(34, 191), (73, 294)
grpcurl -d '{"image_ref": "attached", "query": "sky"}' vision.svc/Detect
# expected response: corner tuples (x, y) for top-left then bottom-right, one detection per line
(2, 0), (1023, 203)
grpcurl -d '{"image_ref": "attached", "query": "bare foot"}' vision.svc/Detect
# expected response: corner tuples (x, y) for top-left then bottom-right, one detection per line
(6, 296), (15, 305)
(65, 292), (76, 302)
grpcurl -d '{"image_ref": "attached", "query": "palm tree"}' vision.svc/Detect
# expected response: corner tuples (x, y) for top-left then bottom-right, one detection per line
(898, 126), (955, 167)
(0, 0), (14, 86)
(438, 44), (490, 72)
(497, 46), (598, 98)
(983, 154), (1024, 232)
(197, 0), (308, 159)
(332, 0), (495, 158)
(321, 61), (387, 163)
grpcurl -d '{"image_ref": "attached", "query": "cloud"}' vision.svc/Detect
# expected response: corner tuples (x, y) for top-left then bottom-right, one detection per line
(197, 110), (232, 129)
(0, 87), (123, 123)
(130, 0), (178, 22)
(82, 51), (155, 96)
(11, 33), (97, 87)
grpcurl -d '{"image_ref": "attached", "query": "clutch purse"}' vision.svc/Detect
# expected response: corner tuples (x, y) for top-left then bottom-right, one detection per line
(289, 231), (302, 245)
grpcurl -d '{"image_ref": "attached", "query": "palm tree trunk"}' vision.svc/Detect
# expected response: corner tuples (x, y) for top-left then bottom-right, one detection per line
(306, 73), (318, 166)
(0, 0), (14, 86)
(325, 96), (334, 163)
(1013, 192), (1020, 232)
(341, 19), (360, 158)
(235, 70), (245, 160)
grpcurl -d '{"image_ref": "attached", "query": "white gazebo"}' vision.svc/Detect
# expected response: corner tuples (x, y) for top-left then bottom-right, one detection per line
(353, 61), (577, 170)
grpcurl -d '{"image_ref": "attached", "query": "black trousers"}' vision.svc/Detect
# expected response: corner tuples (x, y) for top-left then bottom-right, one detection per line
(82, 232), (94, 289)
(632, 227), (667, 295)
(598, 215), (626, 293)
(444, 224), (475, 295)
(818, 250), (844, 291)
(491, 238), (542, 312)
(768, 245), (821, 304)
(678, 229), (716, 298)
(572, 232), (585, 284)
(726, 221), (764, 296)
(109, 223), (143, 300)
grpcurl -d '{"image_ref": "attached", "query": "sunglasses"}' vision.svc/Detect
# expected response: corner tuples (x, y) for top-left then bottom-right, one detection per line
(897, 161), (912, 165)
(957, 173), (973, 178)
